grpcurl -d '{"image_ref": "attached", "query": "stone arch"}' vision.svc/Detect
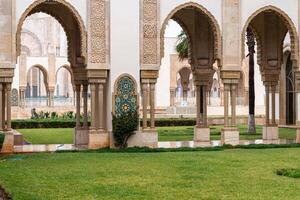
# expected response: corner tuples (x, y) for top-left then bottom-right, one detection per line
(21, 29), (43, 56)
(27, 64), (50, 92)
(16, 0), (87, 67)
(55, 65), (75, 87)
(113, 74), (138, 115)
(160, 2), (222, 65)
(242, 5), (299, 68)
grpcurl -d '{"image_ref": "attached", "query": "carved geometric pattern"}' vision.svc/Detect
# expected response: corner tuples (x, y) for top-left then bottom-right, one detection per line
(11, 88), (19, 107)
(142, 0), (158, 65)
(89, 0), (106, 64)
(114, 75), (137, 116)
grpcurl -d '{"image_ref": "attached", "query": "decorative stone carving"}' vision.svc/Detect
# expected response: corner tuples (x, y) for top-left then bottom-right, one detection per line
(113, 75), (138, 116)
(89, 0), (107, 64)
(141, 0), (159, 66)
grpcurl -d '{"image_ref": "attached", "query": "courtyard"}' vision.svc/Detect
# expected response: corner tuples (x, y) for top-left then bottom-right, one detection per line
(1, 148), (300, 199)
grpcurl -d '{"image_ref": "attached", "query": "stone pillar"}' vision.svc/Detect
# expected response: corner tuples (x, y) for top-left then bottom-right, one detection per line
(271, 85), (276, 125)
(75, 84), (81, 128)
(97, 83), (104, 131)
(6, 83), (11, 131)
(263, 84), (279, 144)
(142, 83), (148, 130)
(2, 85), (6, 130)
(0, 83), (3, 131)
(170, 88), (175, 107)
(83, 84), (88, 128)
(231, 84), (237, 126)
(203, 85), (208, 127)
(224, 84), (230, 127)
(90, 84), (96, 129)
(195, 85), (201, 127)
(265, 85), (270, 125)
(150, 82), (155, 129)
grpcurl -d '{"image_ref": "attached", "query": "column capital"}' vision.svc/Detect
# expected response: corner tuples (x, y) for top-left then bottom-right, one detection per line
(220, 70), (241, 84)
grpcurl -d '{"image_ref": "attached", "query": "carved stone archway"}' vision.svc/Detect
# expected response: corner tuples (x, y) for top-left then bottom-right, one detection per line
(241, 5), (299, 68)
(27, 64), (50, 93)
(55, 65), (75, 87)
(160, 2), (222, 65)
(16, 0), (87, 67)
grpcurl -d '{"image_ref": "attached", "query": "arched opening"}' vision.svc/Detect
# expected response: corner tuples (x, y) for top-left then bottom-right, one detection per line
(55, 65), (75, 106)
(285, 53), (295, 125)
(153, 3), (221, 144)
(242, 6), (298, 141)
(25, 65), (49, 106)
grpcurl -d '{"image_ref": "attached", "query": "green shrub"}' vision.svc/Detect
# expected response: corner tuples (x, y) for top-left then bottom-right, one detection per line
(276, 168), (300, 178)
(112, 110), (139, 148)
(0, 133), (4, 149)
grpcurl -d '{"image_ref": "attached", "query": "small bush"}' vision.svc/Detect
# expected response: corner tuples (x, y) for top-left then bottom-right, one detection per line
(276, 168), (300, 178)
(0, 133), (4, 149)
(112, 110), (139, 148)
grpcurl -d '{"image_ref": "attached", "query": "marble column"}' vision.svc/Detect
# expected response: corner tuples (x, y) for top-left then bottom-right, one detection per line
(150, 82), (155, 129)
(0, 83), (3, 130)
(6, 83), (11, 131)
(83, 84), (88, 128)
(2, 84), (6, 130)
(90, 84), (96, 129)
(75, 84), (81, 128)
(231, 85), (237, 126)
(224, 84), (230, 127)
(271, 85), (276, 125)
(142, 83), (148, 130)
(195, 85), (201, 127)
(265, 85), (270, 126)
(203, 85), (208, 127)
(98, 83), (104, 131)
(170, 89), (175, 107)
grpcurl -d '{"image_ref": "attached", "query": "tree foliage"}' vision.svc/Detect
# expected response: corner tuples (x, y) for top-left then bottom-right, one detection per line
(176, 30), (188, 61)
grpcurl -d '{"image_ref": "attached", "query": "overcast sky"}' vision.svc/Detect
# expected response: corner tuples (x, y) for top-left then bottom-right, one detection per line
(164, 19), (182, 37)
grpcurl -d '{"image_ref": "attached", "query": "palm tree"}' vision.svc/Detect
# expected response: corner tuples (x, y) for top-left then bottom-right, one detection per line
(176, 30), (188, 61)
(246, 27), (256, 134)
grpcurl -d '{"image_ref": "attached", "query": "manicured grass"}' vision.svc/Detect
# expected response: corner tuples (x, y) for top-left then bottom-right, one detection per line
(1, 148), (300, 199)
(17, 125), (296, 144)
(157, 125), (296, 141)
(17, 128), (73, 144)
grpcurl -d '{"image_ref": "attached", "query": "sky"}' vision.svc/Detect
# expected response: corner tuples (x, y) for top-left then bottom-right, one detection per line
(164, 19), (182, 37)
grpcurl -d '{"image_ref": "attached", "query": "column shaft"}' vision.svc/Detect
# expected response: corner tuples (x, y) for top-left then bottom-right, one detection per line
(231, 85), (237, 126)
(271, 85), (276, 125)
(203, 85), (207, 127)
(75, 84), (81, 128)
(195, 85), (201, 127)
(150, 83), (155, 129)
(224, 85), (229, 127)
(90, 84), (96, 129)
(265, 86), (270, 125)
(2, 85), (6, 130)
(142, 83), (148, 129)
(6, 83), (12, 131)
(83, 84), (88, 128)
(98, 83), (104, 131)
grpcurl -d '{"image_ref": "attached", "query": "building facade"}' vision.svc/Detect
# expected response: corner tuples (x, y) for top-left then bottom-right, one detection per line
(1, 0), (300, 152)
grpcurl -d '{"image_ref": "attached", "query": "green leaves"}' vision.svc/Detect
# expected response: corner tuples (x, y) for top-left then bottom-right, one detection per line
(176, 30), (188, 61)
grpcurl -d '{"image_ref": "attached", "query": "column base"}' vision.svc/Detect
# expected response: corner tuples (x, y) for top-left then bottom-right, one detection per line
(88, 129), (109, 149)
(74, 128), (89, 146)
(127, 130), (158, 148)
(296, 128), (300, 143)
(194, 127), (211, 147)
(263, 126), (279, 144)
(221, 127), (239, 146)
(1, 131), (14, 153)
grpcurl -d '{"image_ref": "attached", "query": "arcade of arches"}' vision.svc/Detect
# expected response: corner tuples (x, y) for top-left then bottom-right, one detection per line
(1, 0), (300, 152)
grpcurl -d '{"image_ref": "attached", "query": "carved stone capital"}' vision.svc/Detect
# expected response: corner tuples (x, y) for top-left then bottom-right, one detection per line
(220, 70), (241, 84)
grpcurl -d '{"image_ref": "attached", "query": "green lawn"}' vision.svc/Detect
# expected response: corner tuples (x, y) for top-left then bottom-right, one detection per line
(17, 128), (73, 144)
(158, 125), (296, 141)
(1, 148), (300, 199)
(17, 125), (296, 144)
